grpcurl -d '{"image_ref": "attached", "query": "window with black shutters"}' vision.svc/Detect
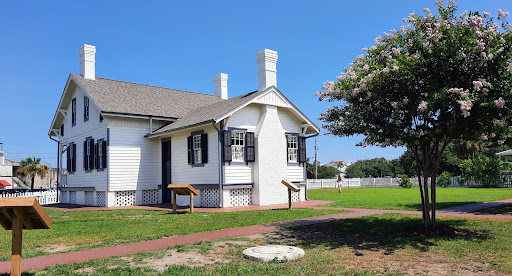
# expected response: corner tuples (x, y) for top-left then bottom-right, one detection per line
(83, 137), (95, 171)
(84, 96), (89, 122)
(96, 139), (107, 170)
(71, 98), (76, 126)
(222, 130), (255, 163)
(187, 131), (208, 166)
(66, 143), (76, 173)
(287, 134), (306, 163)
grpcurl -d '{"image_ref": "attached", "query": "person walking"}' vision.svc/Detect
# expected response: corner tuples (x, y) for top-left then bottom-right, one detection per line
(337, 175), (343, 193)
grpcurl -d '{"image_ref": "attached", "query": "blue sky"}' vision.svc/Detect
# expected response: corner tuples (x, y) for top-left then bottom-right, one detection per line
(1, 0), (511, 167)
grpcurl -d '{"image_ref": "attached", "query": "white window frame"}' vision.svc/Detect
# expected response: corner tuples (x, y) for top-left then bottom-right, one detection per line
(85, 139), (92, 170)
(287, 136), (298, 163)
(98, 142), (103, 169)
(193, 135), (202, 164)
(231, 131), (245, 162)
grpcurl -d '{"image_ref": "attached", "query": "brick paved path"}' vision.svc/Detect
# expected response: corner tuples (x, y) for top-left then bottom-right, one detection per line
(0, 198), (510, 273)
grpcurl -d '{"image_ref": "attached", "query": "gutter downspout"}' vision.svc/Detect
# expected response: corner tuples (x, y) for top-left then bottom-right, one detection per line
(48, 134), (60, 202)
(212, 120), (224, 207)
(303, 133), (319, 200)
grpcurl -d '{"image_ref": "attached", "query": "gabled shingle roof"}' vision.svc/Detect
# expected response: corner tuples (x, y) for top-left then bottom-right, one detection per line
(148, 90), (264, 136)
(71, 74), (223, 119)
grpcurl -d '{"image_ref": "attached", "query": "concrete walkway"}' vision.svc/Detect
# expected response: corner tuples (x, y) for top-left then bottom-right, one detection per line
(0, 198), (510, 273)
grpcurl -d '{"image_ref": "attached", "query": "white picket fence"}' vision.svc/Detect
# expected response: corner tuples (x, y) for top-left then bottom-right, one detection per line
(0, 190), (59, 205)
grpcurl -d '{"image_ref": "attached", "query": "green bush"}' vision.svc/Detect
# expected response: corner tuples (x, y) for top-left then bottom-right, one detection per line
(437, 172), (452, 187)
(398, 174), (412, 188)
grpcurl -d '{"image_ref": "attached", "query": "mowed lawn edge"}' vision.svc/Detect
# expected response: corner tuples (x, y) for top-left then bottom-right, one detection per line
(0, 208), (348, 261)
(307, 187), (512, 210)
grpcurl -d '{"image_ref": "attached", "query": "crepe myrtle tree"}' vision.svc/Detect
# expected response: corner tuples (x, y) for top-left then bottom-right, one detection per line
(316, 1), (512, 226)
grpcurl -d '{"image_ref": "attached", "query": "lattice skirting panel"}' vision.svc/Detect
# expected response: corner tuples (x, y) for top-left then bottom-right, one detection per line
(114, 191), (136, 206)
(230, 188), (252, 207)
(200, 189), (219, 207)
(142, 190), (160, 205)
(60, 191), (68, 203)
(96, 191), (107, 207)
(292, 191), (299, 202)
(84, 191), (94, 206)
(69, 191), (77, 204)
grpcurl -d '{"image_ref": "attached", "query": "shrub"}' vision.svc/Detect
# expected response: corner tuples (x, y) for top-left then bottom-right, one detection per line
(398, 174), (412, 188)
(437, 172), (452, 187)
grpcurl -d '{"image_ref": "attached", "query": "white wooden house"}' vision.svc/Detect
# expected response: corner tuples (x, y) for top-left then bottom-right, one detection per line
(48, 45), (319, 207)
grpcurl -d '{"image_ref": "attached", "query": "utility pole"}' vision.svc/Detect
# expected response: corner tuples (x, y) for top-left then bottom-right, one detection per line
(314, 137), (318, 179)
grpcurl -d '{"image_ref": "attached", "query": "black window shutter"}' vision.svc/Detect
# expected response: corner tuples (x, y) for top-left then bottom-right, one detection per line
(223, 130), (232, 162)
(245, 132), (255, 162)
(72, 144), (77, 172)
(187, 135), (193, 164)
(95, 142), (99, 169)
(66, 145), (71, 171)
(83, 141), (87, 170)
(298, 136), (307, 163)
(89, 139), (95, 170)
(201, 133), (208, 163)
(102, 141), (107, 168)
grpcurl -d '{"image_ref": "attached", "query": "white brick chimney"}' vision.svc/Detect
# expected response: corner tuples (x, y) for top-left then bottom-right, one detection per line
(256, 49), (278, 91)
(213, 73), (228, 100)
(79, 44), (96, 80)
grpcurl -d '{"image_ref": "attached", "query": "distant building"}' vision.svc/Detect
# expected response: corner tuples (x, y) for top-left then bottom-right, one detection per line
(0, 144), (18, 189)
(326, 161), (350, 176)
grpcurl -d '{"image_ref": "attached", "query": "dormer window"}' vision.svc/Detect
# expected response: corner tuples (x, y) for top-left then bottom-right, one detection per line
(71, 98), (76, 126)
(84, 96), (89, 122)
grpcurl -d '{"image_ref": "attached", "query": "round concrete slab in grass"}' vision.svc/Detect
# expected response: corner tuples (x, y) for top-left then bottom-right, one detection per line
(242, 245), (305, 262)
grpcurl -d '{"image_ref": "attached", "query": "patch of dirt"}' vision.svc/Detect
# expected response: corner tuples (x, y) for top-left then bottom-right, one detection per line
(403, 224), (490, 239)
(42, 244), (75, 253)
(122, 249), (230, 272)
(74, 267), (95, 274)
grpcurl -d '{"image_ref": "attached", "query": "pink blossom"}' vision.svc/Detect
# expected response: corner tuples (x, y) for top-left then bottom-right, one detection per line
(458, 100), (472, 118)
(418, 101), (428, 112)
(481, 135), (488, 141)
(469, 15), (483, 27)
(382, 68), (389, 73)
(494, 97), (505, 108)
(402, 97), (409, 104)
(498, 9), (509, 20)
(491, 133), (496, 138)
(392, 48), (401, 55)
(392, 65), (399, 72)
(498, 140), (504, 145)
(448, 88), (463, 93)
(477, 41), (485, 52)
(352, 88), (359, 95)
(488, 53), (494, 60)
(508, 63), (512, 73)
(480, 52), (487, 58)
(391, 102), (398, 109)
(473, 81), (483, 90)
(362, 64), (370, 72)
(483, 12), (490, 18)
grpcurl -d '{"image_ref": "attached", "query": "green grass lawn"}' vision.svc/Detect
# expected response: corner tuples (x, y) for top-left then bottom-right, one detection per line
(475, 203), (512, 215)
(308, 187), (512, 210)
(0, 208), (347, 261)
(27, 213), (512, 275)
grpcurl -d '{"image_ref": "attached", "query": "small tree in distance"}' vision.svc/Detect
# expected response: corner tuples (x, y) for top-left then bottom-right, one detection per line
(16, 157), (50, 190)
(316, 0), (512, 226)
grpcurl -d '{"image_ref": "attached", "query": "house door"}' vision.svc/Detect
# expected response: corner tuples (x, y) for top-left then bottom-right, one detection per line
(161, 138), (172, 203)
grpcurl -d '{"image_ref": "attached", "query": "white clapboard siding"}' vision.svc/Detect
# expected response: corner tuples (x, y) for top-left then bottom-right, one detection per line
(109, 126), (161, 191)
(278, 107), (302, 134)
(171, 126), (220, 184)
(62, 127), (108, 191)
(225, 164), (253, 184)
(225, 104), (261, 132)
(61, 86), (107, 141)
(287, 165), (304, 182)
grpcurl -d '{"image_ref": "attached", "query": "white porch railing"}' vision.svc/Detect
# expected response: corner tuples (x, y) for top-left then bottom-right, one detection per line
(0, 190), (59, 205)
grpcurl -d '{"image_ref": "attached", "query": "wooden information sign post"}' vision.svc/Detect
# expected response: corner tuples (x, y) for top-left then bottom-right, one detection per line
(167, 184), (200, 213)
(281, 180), (301, 210)
(0, 197), (52, 276)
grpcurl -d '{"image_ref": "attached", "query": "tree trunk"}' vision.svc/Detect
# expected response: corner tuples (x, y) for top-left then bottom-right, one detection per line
(30, 177), (35, 190)
(431, 171), (437, 224)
